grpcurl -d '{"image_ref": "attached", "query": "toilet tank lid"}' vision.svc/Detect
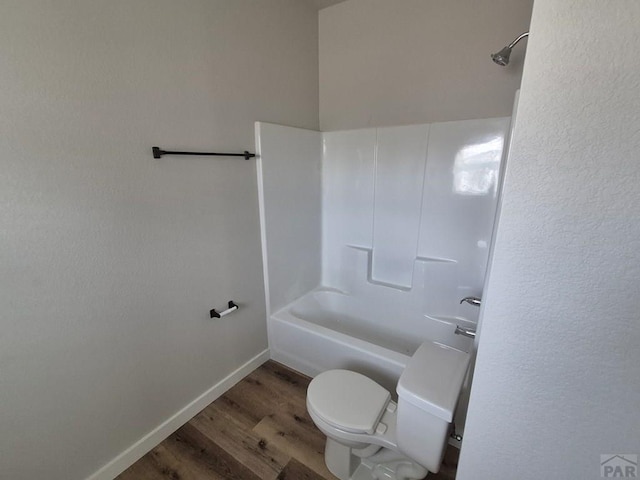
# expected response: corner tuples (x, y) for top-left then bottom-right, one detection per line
(397, 341), (470, 422)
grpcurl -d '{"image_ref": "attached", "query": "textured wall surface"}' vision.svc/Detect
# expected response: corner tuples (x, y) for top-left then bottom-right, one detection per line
(312, 0), (347, 10)
(0, 1), (318, 479)
(319, 0), (533, 130)
(457, 1), (640, 479)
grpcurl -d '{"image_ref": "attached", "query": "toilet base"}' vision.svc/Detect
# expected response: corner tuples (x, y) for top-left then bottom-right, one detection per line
(324, 438), (429, 480)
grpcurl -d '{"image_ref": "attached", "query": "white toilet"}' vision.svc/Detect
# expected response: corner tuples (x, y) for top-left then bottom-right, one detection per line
(306, 341), (470, 480)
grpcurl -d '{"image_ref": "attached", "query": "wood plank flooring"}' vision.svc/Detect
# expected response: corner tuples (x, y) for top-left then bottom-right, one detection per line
(117, 361), (459, 480)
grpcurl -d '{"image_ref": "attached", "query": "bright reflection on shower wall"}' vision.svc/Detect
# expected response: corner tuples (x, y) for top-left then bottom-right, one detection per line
(453, 137), (504, 196)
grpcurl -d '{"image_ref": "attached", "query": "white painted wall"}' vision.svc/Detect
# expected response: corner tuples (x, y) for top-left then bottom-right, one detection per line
(457, 1), (640, 479)
(312, 0), (348, 10)
(319, 0), (533, 130)
(255, 123), (322, 315)
(0, 1), (318, 479)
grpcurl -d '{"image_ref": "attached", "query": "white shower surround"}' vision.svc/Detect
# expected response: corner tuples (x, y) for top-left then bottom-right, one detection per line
(256, 118), (509, 407)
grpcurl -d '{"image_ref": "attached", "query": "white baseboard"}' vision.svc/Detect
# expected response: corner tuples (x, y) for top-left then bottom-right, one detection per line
(86, 349), (270, 480)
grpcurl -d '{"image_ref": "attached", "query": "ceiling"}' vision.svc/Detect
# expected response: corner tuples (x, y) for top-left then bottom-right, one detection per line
(311, 0), (348, 10)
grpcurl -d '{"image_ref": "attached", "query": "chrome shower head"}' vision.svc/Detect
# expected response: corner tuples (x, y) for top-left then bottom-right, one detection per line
(491, 46), (512, 66)
(491, 32), (529, 67)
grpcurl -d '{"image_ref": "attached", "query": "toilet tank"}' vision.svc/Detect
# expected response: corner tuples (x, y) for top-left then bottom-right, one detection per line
(396, 341), (470, 473)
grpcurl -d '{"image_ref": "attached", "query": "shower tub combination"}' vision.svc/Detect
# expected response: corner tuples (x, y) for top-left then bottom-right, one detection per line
(256, 117), (512, 434)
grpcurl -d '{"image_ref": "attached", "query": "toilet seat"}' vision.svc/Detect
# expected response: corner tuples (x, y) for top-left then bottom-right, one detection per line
(307, 370), (391, 435)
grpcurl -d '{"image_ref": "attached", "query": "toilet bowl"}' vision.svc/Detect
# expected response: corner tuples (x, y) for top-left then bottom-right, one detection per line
(306, 341), (470, 480)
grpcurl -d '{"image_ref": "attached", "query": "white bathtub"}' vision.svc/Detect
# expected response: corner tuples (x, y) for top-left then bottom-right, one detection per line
(270, 288), (448, 393)
(269, 289), (413, 392)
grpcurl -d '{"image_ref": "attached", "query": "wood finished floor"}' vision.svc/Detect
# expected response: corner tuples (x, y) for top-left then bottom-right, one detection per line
(117, 361), (459, 480)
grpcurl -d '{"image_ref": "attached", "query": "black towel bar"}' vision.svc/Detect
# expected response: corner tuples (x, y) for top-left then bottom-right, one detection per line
(152, 146), (255, 160)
